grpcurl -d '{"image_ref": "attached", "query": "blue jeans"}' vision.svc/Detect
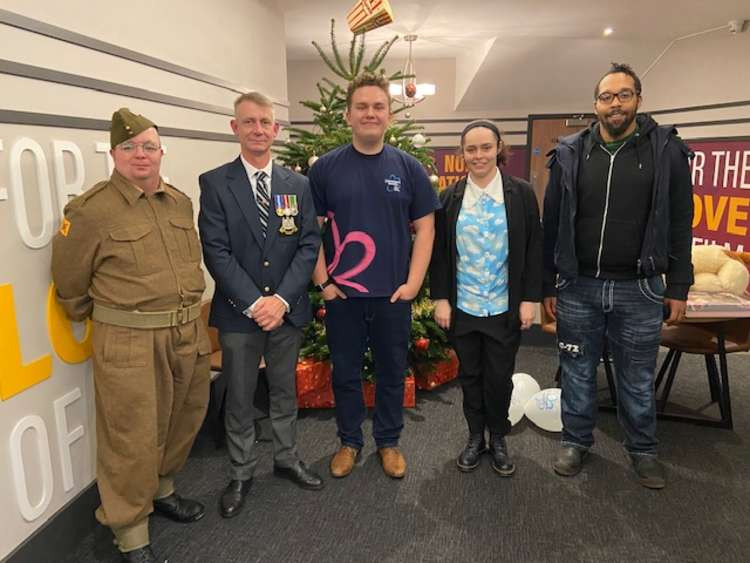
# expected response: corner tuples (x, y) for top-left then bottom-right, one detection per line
(556, 275), (664, 455)
(324, 297), (411, 449)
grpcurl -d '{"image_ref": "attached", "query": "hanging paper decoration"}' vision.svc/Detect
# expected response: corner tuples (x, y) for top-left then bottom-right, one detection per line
(347, 0), (394, 34)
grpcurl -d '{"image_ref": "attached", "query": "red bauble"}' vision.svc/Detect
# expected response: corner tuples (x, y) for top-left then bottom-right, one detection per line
(316, 307), (326, 320)
(405, 82), (417, 98)
(415, 337), (430, 351)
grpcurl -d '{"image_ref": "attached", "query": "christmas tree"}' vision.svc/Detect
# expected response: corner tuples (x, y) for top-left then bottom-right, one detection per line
(276, 20), (435, 174)
(278, 20), (450, 377)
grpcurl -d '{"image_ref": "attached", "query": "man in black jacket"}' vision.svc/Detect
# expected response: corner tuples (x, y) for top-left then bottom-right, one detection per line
(543, 63), (694, 489)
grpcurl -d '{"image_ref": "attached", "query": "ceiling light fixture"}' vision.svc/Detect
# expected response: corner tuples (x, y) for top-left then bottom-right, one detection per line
(389, 34), (436, 107)
(603, 27), (614, 37)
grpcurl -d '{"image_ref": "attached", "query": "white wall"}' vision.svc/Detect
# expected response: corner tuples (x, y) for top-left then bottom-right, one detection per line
(0, 1), (287, 558)
(641, 31), (750, 139)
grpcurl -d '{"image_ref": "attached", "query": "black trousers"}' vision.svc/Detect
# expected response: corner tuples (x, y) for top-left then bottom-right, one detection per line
(452, 309), (521, 437)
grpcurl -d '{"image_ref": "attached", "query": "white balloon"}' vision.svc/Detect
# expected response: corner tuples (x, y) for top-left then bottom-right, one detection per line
(508, 400), (525, 426)
(508, 373), (541, 425)
(524, 388), (563, 432)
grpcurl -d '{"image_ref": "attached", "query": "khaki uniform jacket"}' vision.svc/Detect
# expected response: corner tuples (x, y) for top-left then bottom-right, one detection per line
(52, 170), (206, 319)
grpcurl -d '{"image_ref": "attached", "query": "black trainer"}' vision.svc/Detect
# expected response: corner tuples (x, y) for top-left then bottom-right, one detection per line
(552, 445), (588, 476)
(457, 433), (486, 472)
(489, 434), (515, 477)
(631, 455), (666, 489)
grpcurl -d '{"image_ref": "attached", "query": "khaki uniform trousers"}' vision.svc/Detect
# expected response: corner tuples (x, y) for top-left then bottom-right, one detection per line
(91, 319), (210, 551)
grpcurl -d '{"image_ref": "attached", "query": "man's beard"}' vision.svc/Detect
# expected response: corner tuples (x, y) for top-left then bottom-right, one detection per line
(600, 108), (636, 139)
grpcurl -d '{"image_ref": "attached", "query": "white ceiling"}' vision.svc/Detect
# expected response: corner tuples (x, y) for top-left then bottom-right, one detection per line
(280, 0), (750, 112)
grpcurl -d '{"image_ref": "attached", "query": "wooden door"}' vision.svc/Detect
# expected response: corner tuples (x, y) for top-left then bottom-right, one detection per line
(527, 116), (593, 214)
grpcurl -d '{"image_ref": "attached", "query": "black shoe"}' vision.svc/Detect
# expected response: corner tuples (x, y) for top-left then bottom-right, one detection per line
(152, 493), (205, 523)
(456, 433), (486, 472)
(552, 445), (588, 477)
(121, 545), (165, 563)
(631, 455), (666, 490)
(274, 461), (325, 490)
(220, 479), (253, 518)
(489, 435), (515, 477)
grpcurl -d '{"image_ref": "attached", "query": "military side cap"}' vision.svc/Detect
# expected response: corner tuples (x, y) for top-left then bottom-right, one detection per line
(110, 108), (157, 148)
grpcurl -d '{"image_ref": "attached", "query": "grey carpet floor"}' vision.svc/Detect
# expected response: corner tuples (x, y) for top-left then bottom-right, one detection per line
(65, 344), (749, 563)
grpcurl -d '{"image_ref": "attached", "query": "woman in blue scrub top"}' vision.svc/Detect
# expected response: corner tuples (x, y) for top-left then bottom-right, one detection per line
(430, 120), (543, 476)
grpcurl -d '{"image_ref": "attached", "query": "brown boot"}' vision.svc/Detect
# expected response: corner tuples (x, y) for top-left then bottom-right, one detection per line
(378, 447), (406, 479)
(330, 446), (359, 478)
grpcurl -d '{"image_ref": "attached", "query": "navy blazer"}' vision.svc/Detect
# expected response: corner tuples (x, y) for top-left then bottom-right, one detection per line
(198, 157), (321, 332)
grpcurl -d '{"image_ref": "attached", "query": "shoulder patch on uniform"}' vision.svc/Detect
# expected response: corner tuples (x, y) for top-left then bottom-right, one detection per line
(59, 218), (71, 237)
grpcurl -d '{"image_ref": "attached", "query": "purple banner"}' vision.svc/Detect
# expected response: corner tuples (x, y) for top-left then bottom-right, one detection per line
(433, 146), (528, 190)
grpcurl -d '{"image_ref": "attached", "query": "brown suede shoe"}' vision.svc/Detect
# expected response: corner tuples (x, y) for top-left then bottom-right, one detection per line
(330, 446), (359, 478)
(378, 447), (406, 479)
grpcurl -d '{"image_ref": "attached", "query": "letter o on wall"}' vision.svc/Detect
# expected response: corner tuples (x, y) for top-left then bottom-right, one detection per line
(10, 415), (54, 521)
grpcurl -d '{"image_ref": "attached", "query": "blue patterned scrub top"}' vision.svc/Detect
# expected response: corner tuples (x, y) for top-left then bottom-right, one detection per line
(456, 169), (509, 316)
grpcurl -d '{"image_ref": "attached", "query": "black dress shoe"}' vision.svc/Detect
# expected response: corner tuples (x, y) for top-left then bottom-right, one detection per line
(153, 493), (205, 523)
(121, 545), (165, 563)
(631, 455), (666, 490)
(273, 461), (325, 490)
(489, 435), (515, 477)
(220, 479), (253, 518)
(552, 445), (588, 477)
(456, 433), (486, 472)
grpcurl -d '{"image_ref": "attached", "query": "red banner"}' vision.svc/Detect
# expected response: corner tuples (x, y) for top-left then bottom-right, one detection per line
(689, 139), (750, 252)
(433, 146), (528, 190)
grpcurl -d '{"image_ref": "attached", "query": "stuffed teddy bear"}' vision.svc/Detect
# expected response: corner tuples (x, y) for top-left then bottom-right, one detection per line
(691, 245), (750, 295)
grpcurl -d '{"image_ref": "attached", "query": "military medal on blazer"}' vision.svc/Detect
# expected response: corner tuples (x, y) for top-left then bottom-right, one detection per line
(275, 194), (299, 235)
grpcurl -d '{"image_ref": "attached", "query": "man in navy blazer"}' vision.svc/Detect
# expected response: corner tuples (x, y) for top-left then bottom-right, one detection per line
(198, 91), (323, 519)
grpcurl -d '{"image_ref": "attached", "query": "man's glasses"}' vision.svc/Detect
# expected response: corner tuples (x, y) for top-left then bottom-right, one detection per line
(117, 141), (161, 154)
(596, 89), (636, 104)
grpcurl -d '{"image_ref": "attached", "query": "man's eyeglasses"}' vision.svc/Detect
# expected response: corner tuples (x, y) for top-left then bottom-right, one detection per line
(117, 141), (161, 154)
(596, 89), (637, 104)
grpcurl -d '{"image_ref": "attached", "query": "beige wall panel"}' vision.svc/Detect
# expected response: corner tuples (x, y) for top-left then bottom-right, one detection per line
(0, 1), (288, 558)
(2, 0), (289, 104)
(0, 75), (235, 133)
(0, 25), (240, 111)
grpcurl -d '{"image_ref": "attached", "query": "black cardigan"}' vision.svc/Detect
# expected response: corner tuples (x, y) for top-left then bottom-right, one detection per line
(429, 172), (543, 327)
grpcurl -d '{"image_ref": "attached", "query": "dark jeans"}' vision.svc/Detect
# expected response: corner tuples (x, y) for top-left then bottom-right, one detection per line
(453, 309), (521, 437)
(556, 275), (664, 455)
(324, 297), (411, 449)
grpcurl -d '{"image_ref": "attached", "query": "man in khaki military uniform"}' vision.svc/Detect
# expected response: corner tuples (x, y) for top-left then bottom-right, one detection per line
(52, 108), (211, 563)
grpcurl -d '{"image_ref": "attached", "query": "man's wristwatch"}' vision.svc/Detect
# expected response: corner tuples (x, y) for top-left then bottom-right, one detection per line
(316, 278), (334, 292)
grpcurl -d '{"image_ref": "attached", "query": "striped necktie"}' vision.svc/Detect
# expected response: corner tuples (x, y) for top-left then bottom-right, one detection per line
(255, 170), (270, 236)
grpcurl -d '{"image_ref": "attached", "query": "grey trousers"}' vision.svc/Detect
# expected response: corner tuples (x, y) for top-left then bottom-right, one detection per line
(219, 325), (303, 480)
